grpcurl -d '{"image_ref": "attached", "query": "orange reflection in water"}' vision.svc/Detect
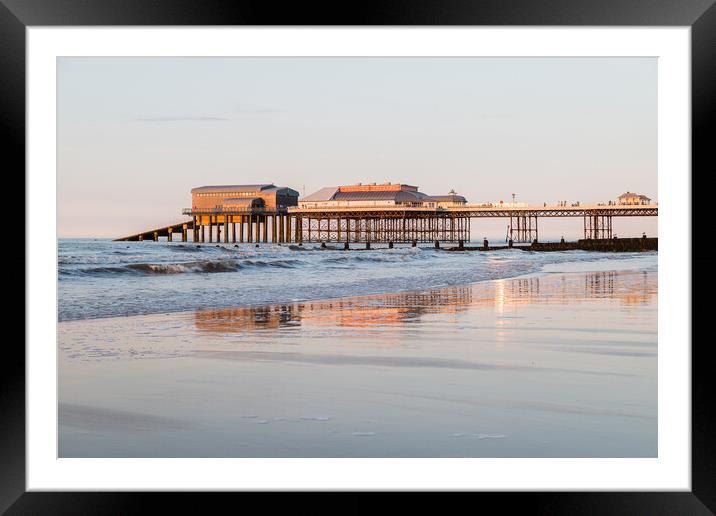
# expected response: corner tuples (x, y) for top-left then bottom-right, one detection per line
(194, 287), (473, 333)
(194, 270), (656, 334)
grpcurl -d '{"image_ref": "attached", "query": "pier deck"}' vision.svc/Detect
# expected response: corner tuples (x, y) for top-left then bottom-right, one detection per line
(116, 204), (657, 244)
(115, 220), (194, 242)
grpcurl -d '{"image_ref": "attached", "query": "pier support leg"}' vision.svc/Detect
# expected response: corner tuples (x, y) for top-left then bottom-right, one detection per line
(182, 224), (187, 242)
(153, 231), (158, 242)
(224, 218), (229, 243)
(366, 242), (371, 250)
(388, 241), (393, 249)
(247, 215), (253, 243)
(344, 242), (349, 250)
(583, 214), (613, 239)
(231, 220), (236, 243)
(138, 234), (143, 241)
(167, 227), (173, 242)
(434, 240), (439, 249)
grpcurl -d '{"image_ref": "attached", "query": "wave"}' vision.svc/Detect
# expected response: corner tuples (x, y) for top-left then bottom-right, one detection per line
(321, 252), (428, 264)
(61, 258), (305, 276)
(126, 261), (240, 274)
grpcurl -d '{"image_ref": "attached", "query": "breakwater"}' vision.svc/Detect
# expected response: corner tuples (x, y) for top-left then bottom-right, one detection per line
(446, 237), (657, 252)
(530, 237), (657, 252)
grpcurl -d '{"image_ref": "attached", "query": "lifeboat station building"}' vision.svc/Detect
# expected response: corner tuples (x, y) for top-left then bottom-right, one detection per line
(190, 184), (299, 211)
(184, 183), (299, 244)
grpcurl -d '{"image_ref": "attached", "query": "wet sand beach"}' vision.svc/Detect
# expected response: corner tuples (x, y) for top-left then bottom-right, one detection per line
(59, 268), (657, 457)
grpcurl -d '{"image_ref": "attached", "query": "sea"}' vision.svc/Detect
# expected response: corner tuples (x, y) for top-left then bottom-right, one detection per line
(58, 239), (658, 322)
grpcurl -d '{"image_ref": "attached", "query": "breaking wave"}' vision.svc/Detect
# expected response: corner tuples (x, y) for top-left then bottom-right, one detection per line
(61, 258), (304, 276)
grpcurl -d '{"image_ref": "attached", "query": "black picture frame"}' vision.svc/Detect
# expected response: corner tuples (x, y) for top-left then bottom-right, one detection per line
(5, 0), (708, 513)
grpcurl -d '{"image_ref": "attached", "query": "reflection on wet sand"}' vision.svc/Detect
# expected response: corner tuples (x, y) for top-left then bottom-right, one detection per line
(194, 270), (656, 334)
(194, 287), (473, 333)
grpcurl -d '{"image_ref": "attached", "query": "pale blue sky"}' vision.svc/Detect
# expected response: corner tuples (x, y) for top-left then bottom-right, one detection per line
(58, 57), (657, 238)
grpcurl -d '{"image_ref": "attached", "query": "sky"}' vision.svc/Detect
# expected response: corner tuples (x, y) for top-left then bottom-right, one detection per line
(57, 57), (657, 239)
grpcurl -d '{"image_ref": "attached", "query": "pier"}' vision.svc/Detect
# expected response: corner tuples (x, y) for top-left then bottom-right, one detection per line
(114, 182), (657, 245)
(116, 204), (658, 245)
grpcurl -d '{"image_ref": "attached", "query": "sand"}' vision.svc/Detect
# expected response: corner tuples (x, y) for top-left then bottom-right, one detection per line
(58, 268), (657, 457)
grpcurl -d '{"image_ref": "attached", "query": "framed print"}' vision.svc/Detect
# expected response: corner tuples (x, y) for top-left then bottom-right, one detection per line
(7, 0), (710, 513)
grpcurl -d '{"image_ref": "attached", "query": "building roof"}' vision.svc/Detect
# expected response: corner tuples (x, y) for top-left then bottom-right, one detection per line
(332, 190), (422, 202)
(191, 184), (276, 193)
(300, 187), (340, 202)
(618, 192), (651, 200)
(266, 186), (300, 196)
(300, 184), (473, 204)
(427, 194), (467, 203)
(338, 183), (418, 193)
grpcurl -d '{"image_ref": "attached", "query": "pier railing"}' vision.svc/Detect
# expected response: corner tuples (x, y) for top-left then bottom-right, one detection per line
(182, 207), (288, 216)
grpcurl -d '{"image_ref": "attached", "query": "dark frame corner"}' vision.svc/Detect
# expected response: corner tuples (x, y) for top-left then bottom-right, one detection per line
(6, 0), (709, 513)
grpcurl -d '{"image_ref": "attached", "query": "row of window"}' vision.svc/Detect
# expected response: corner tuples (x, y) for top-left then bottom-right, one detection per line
(195, 192), (259, 197)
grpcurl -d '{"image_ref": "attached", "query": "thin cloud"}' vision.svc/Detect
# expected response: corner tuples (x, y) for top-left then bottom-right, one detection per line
(132, 116), (231, 122)
(233, 106), (283, 114)
(132, 108), (281, 122)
